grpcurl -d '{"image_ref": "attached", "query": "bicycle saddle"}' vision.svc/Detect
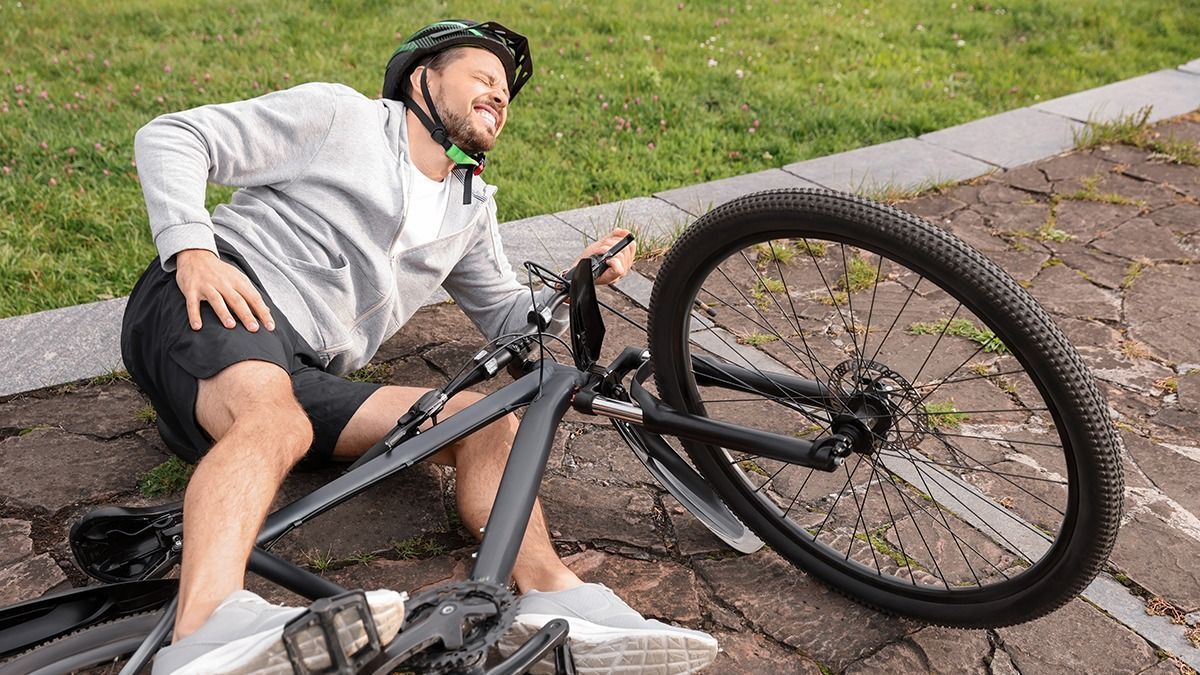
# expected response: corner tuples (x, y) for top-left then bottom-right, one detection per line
(70, 501), (183, 583)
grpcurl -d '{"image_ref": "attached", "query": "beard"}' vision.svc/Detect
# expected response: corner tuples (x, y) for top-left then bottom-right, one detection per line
(435, 91), (496, 156)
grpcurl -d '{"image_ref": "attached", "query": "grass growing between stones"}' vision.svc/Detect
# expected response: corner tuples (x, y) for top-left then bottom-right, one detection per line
(393, 535), (447, 560)
(137, 456), (194, 497)
(736, 332), (779, 347)
(908, 317), (1008, 354)
(346, 362), (393, 384)
(1062, 173), (1147, 207)
(4, 0), (1198, 319)
(1121, 259), (1150, 289)
(1074, 107), (1200, 166)
(853, 527), (923, 569)
(922, 400), (968, 429)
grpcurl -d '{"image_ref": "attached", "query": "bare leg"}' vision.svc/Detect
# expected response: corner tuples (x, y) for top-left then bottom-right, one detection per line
(174, 360), (313, 640)
(333, 386), (582, 593)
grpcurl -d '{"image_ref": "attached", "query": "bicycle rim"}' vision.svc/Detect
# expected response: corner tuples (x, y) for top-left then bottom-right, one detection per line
(648, 189), (1122, 625)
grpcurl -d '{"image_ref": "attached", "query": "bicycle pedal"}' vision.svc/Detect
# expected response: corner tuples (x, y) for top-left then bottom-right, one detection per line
(282, 590), (382, 675)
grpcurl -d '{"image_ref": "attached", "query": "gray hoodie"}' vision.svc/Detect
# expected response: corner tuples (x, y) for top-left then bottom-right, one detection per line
(134, 82), (552, 376)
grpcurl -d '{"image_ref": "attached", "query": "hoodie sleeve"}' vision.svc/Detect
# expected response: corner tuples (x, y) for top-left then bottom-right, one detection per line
(132, 82), (340, 270)
(441, 200), (567, 342)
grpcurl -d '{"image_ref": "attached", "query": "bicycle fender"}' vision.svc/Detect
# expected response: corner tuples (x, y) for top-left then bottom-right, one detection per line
(0, 578), (177, 658)
(612, 420), (764, 554)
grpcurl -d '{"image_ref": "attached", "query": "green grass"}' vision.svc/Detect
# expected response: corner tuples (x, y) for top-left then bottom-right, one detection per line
(1061, 173), (1147, 207)
(909, 317), (1008, 354)
(1074, 107), (1200, 165)
(3, 0), (1199, 318)
(392, 535), (447, 560)
(838, 255), (878, 293)
(922, 400), (968, 429)
(137, 456), (194, 496)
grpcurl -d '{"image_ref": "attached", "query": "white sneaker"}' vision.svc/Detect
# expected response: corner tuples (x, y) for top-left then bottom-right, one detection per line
(152, 589), (406, 675)
(500, 583), (717, 674)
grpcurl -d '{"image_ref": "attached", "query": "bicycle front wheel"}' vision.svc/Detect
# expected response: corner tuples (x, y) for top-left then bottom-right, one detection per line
(648, 189), (1123, 627)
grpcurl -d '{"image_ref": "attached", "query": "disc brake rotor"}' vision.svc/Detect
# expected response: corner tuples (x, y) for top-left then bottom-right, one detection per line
(827, 358), (929, 451)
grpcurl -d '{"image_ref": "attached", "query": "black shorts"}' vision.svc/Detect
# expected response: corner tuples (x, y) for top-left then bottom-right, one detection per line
(120, 236), (382, 465)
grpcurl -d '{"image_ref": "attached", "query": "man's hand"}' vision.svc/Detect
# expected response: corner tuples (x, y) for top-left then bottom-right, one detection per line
(575, 228), (637, 286)
(174, 249), (275, 332)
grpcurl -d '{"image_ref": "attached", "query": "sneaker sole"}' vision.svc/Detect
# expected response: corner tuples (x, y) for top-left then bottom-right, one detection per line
(172, 590), (406, 675)
(500, 613), (718, 675)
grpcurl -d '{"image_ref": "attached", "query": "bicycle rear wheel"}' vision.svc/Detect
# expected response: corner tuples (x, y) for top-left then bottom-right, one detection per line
(647, 189), (1123, 627)
(0, 612), (160, 674)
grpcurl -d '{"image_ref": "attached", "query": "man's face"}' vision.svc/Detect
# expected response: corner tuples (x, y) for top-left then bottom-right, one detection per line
(413, 47), (510, 156)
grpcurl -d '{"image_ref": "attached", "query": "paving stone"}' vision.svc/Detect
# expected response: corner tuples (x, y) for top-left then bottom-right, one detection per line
(1057, 172), (1180, 211)
(1111, 508), (1200, 612)
(941, 208), (1013, 254)
(1125, 161), (1200, 200)
(710, 630), (822, 674)
(1027, 263), (1121, 322)
(1000, 165), (1054, 194)
(373, 304), (481, 362)
(0, 553), (69, 605)
(329, 555), (464, 595)
(921, 107), (1083, 169)
(1151, 202), (1200, 236)
(1127, 264), (1200, 364)
(553, 197), (693, 242)
(1092, 218), (1192, 262)
(0, 428), (166, 512)
(655, 169), (821, 216)
(1121, 432), (1200, 516)
(972, 201), (1052, 236)
(499, 214), (592, 276)
(988, 249), (1052, 284)
(1049, 241), (1131, 290)
(0, 519), (33, 566)
(561, 425), (655, 486)
(783, 138), (992, 193)
(1152, 116), (1200, 145)
(0, 297), (127, 397)
(999, 597), (1158, 674)
(844, 626), (991, 674)
(1138, 657), (1194, 674)
(1037, 152), (1118, 184)
(1182, 60), (1200, 76)
(1033, 69), (1200, 124)
(1178, 370), (1200, 414)
(663, 496), (726, 557)
(539, 476), (663, 551)
(562, 549), (703, 625)
(0, 381), (149, 440)
(270, 463), (449, 563)
(894, 191), (969, 221)
(695, 551), (913, 671)
(1053, 199), (1143, 243)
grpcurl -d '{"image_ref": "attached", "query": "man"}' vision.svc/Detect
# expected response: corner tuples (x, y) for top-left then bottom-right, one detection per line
(121, 19), (718, 675)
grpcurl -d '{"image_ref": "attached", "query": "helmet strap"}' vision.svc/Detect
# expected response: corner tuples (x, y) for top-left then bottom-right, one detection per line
(400, 67), (486, 205)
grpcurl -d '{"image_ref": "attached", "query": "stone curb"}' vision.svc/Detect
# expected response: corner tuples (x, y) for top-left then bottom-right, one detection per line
(1, 59), (1198, 398)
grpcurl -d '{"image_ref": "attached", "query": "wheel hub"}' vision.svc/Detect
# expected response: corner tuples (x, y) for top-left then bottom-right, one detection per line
(827, 358), (929, 452)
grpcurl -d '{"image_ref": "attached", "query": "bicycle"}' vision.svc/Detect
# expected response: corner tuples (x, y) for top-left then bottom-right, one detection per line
(0, 187), (1124, 674)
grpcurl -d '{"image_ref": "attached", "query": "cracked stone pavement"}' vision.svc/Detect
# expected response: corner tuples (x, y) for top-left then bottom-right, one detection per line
(3, 112), (1200, 673)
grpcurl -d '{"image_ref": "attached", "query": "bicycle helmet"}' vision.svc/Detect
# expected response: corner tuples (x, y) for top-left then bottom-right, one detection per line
(383, 20), (533, 204)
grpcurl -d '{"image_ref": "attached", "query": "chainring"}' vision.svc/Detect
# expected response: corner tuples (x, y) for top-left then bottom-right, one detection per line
(400, 580), (518, 674)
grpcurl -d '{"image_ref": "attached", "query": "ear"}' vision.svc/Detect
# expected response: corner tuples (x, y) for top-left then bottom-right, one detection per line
(408, 65), (428, 94)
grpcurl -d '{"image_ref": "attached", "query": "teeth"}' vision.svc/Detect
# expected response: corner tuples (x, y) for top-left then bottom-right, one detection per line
(476, 108), (496, 128)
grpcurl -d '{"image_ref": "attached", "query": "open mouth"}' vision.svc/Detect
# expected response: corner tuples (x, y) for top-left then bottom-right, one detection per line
(474, 106), (498, 132)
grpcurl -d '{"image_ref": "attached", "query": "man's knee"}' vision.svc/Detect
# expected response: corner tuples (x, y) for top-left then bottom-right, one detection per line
(196, 360), (312, 459)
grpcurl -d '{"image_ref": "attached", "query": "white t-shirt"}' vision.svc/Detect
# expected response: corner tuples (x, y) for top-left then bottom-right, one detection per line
(397, 155), (453, 250)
